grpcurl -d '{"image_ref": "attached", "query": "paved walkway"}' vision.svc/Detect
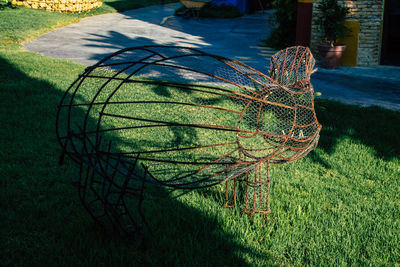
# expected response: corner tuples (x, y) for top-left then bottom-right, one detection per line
(24, 3), (400, 110)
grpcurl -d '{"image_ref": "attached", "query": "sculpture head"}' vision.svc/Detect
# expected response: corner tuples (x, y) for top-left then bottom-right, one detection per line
(236, 46), (321, 164)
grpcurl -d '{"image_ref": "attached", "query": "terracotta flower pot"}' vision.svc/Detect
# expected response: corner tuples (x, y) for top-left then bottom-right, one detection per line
(317, 44), (347, 69)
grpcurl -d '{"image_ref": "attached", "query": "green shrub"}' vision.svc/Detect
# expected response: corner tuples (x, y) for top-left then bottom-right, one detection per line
(0, 0), (11, 8)
(314, 0), (349, 46)
(175, 4), (242, 18)
(262, 0), (297, 49)
(200, 4), (242, 18)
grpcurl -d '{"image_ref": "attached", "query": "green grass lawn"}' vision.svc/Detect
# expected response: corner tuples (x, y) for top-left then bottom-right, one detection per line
(1, 2), (400, 266)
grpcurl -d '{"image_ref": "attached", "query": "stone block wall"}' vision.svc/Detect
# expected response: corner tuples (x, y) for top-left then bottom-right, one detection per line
(310, 0), (384, 66)
(11, 0), (102, 12)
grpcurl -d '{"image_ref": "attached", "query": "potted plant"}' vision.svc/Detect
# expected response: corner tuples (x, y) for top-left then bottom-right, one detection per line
(315, 0), (349, 69)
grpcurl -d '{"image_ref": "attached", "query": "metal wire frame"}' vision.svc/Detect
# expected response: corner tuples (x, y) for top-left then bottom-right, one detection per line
(56, 45), (321, 239)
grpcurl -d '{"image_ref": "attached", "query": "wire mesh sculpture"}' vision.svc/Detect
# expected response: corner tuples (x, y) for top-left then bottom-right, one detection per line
(57, 45), (321, 239)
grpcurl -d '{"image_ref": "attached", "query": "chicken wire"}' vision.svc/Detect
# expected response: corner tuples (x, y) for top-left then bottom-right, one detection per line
(56, 45), (321, 240)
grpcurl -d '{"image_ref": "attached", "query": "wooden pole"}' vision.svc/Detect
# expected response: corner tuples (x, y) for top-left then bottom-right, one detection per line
(296, 0), (313, 47)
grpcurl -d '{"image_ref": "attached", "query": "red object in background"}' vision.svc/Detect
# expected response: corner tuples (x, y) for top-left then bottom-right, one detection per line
(296, 0), (313, 47)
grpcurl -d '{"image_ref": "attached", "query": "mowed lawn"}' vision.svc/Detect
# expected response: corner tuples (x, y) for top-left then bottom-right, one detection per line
(1, 3), (400, 266)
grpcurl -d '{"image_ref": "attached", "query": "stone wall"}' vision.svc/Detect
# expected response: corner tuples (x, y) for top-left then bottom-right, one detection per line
(11, 0), (102, 12)
(311, 0), (384, 66)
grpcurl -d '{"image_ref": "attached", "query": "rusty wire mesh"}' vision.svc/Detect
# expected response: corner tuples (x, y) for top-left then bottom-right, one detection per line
(56, 45), (321, 240)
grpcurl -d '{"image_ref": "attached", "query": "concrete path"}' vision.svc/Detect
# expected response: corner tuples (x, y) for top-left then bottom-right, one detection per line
(24, 3), (400, 110)
(25, 4), (275, 70)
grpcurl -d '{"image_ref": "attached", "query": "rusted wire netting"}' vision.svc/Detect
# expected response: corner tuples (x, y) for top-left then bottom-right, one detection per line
(57, 45), (321, 240)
